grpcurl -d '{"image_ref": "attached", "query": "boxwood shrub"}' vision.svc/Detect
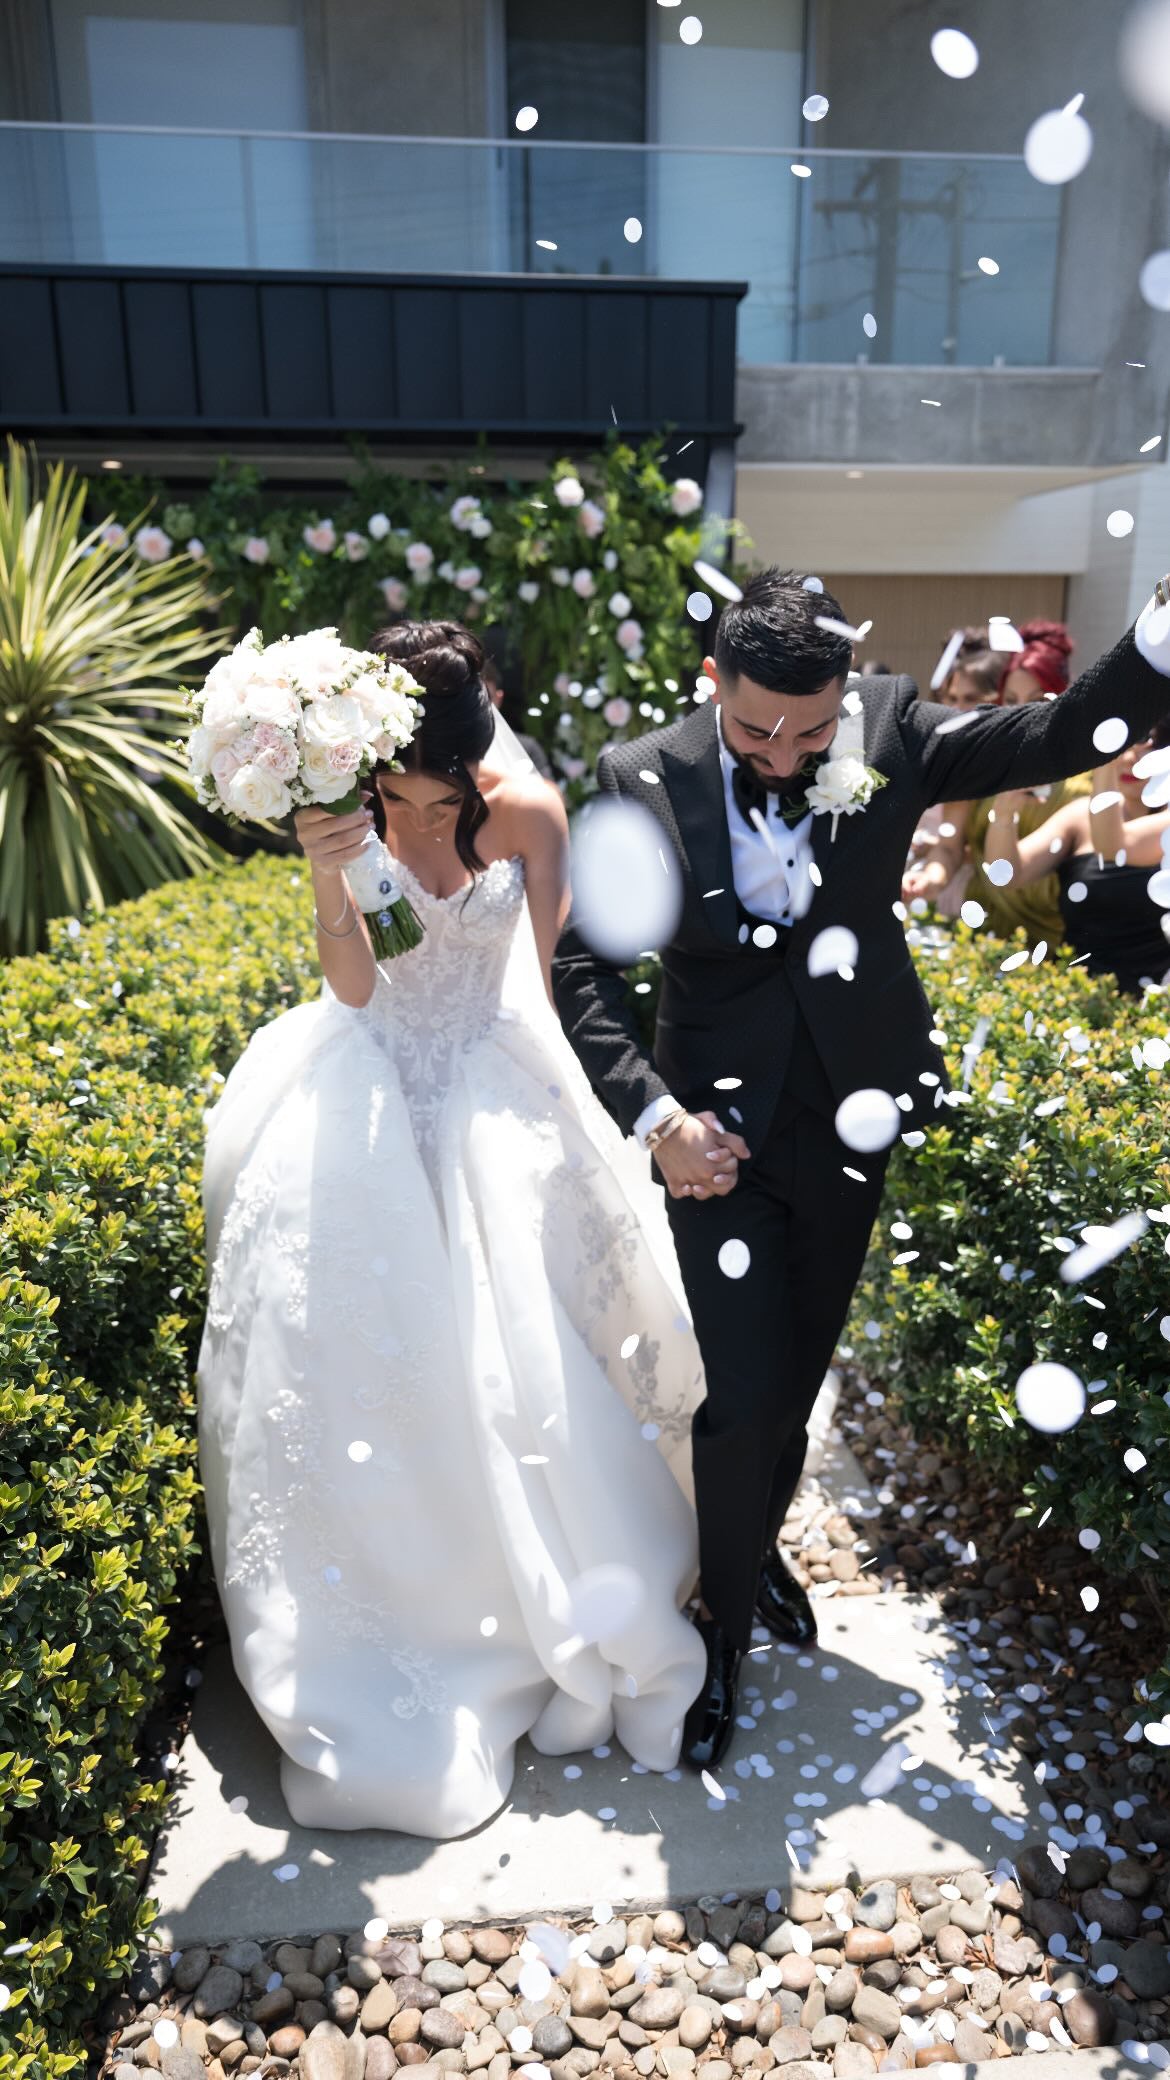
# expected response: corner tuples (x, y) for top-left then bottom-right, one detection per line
(845, 920), (1170, 1714)
(0, 856), (319, 2074)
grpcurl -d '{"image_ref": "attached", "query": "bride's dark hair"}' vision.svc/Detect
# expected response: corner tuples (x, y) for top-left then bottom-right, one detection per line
(367, 619), (497, 879)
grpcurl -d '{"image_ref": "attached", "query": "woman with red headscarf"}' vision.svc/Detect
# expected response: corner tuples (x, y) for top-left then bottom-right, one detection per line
(903, 618), (1094, 945)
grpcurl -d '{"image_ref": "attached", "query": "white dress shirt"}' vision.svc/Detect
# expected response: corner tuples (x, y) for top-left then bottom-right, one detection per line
(633, 602), (1170, 1147)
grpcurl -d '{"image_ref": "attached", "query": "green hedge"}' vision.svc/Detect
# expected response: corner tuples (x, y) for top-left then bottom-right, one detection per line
(846, 919), (1170, 1713)
(0, 854), (320, 2074)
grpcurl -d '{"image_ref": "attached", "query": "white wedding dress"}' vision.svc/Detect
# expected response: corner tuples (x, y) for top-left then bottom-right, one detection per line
(197, 833), (707, 1840)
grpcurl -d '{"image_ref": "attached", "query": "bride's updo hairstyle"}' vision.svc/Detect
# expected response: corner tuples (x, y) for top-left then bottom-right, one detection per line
(367, 619), (497, 877)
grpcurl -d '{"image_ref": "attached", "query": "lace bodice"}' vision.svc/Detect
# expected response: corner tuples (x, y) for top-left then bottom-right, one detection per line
(341, 849), (528, 1161)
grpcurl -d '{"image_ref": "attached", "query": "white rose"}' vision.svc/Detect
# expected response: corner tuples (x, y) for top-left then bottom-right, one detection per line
(550, 566), (571, 587)
(453, 564), (481, 591)
(186, 723), (217, 778)
(450, 495), (482, 530)
(807, 755), (874, 817)
(554, 476), (585, 507)
(135, 525), (172, 564)
(670, 477), (703, 517)
(470, 516), (493, 539)
(380, 576), (409, 611)
(518, 581), (540, 604)
(224, 763), (292, 821)
(405, 541), (434, 573)
(578, 500), (605, 539)
(243, 535), (270, 565)
(186, 537), (205, 559)
(303, 519), (337, 554)
(343, 531), (370, 562)
(438, 560), (455, 582)
(301, 692), (365, 748)
(210, 743), (244, 792)
(99, 521), (128, 550)
(367, 512), (392, 540)
(246, 680), (301, 730)
(608, 591), (632, 618)
(471, 586), (487, 603)
(300, 741), (357, 802)
(616, 617), (643, 652)
(582, 687), (604, 709)
(571, 568), (596, 599)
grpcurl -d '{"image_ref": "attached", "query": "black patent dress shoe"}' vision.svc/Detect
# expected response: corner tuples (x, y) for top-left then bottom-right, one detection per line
(754, 1547), (818, 1646)
(681, 1615), (742, 1772)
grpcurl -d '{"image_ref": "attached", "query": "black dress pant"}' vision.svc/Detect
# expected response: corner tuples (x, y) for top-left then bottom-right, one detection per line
(665, 1080), (889, 1652)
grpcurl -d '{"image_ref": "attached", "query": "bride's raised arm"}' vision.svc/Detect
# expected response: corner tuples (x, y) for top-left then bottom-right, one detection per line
(293, 801), (378, 1007)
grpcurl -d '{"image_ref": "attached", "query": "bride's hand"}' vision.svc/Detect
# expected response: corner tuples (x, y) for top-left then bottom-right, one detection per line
(654, 1111), (751, 1200)
(294, 802), (375, 877)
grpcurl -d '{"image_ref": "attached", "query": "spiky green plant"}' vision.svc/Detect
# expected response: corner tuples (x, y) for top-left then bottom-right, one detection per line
(0, 438), (229, 957)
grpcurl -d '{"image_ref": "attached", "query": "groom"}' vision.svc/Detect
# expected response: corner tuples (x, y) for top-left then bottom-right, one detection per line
(553, 566), (1170, 1769)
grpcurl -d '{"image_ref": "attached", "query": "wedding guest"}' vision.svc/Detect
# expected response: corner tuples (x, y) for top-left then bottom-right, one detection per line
(904, 648), (1002, 917)
(983, 719), (1170, 991)
(904, 621), (1092, 945)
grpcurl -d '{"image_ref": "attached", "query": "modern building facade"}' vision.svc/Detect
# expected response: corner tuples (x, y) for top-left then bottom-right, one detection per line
(4, 0), (1170, 685)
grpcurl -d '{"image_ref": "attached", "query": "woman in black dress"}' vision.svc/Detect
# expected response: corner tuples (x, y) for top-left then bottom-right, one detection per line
(982, 718), (1170, 993)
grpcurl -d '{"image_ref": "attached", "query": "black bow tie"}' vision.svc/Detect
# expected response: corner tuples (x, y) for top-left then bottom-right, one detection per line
(730, 756), (821, 833)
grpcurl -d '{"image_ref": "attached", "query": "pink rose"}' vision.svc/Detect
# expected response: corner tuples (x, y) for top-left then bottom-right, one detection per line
(578, 500), (605, 538)
(326, 739), (363, 775)
(211, 745), (244, 791)
(343, 531), (370, 562)
(603, 697), (632, 727)
(616, 617), (643, 652)
(243, 536), (270, 565)
(303, 520), (337, 554)
(380, 577), (409, 611)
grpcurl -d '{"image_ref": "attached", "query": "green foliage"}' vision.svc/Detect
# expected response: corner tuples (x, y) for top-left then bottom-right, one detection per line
(0, 440), (227, 959)
(846, 922), (1170, 1607)
(0, 853), (322, 2071)
(96, 438), (725, 803)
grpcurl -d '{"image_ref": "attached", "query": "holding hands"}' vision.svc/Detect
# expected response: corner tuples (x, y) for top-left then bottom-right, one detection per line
(653, 1109), (751, 1200)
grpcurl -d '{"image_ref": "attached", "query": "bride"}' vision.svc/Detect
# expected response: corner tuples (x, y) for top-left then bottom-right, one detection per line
(197, 620), (710, 1838)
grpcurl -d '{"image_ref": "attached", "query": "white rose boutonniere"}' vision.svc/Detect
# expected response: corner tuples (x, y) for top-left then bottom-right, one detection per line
(804, 753), (888, 842)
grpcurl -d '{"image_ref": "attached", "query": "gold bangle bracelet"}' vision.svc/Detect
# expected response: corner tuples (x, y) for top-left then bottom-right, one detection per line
(645, 1108), (688, 1154)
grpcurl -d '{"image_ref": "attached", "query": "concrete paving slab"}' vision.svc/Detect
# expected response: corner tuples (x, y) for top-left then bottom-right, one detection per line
(149, 1382), (1049, 1946)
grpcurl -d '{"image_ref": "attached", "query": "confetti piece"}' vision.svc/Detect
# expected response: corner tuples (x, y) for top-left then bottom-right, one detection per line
(1141, 432), (1163, 451)
(679, 14), (703, 43)
(515, 105), (539, 132)
(978, 255), (1000, 275)
(931, 27), (978, 76)
(862, 312), (877, 339)
(694, 558), (743, 601)
(273, 1862), (300, 1881)
(718, 1238), (752, 1279)
(347, 1439), (372, 1463)
(687, 590), (714, 621)
(1093, 716), (1129, 754)
(480, 1615), (499, 1637)
(790, 162), (812, 178)
(835, 1087), (900, 1152)
(803, 93), (829, 120)
(1015, 1362), (1086, 1434)
(1107, 508), (1135, 537)
(536, 239), (558, 253)
(1060, 1212), (1147, 1283)
(815, 613), (865, 641)
(1025, 105), (1093, 184)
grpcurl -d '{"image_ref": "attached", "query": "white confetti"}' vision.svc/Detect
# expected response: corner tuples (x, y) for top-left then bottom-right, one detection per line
(1060, 1213), (1147, 1283)
(1014, 1362), (1086, 1434)
(687, 591), (714, 622)
(977, 255), (1000, 276)
(570, 797), (682, 963)
(693, 558), (743, 602)
(347, 1439), (372, 1463)
(1024, 105), (1093, 185)
(808, 926), (859, 978)
(1081, 1586), (1100, 1612)
(803, 93), (830, 120)
(835, 1087), (900, 1153)
(1125, 1447), (1147, 1471)
(623, 216), (643, 243)
(931, 27), (979, 76)
(679, 14), (703, 43)
(480, 1615), (499, 1637)
(815, 613), (865, 642)
(702, 1769), (726, 1800)
(1093, 716), (1129, 755)
(960, 899), (986, 929)
(984, 857), (1014, 887)
(515, 105), (539, 132)
(862, 312), (877, 339)
(1107, 508), (1135, 538)
(718, 1238), (751, 1280)
(273, 1862), (300, 1881)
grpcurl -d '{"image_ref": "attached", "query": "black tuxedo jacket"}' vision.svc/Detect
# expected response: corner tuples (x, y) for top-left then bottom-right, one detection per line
(551, 624), (1170, 1156)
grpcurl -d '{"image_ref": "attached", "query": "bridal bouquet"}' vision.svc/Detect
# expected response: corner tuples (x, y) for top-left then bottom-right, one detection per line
(184, 626), (425, 957)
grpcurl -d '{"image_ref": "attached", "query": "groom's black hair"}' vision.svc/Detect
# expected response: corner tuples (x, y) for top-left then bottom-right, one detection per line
(714, 567), (853, 696)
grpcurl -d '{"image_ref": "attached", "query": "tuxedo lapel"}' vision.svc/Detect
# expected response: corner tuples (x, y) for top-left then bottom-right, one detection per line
(659, 702), (739, 945)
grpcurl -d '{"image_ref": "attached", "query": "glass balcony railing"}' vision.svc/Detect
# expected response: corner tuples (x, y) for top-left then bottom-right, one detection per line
(0, 123), (1063, 368)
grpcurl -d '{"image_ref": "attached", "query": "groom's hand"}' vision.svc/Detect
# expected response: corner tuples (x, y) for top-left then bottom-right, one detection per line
(654, 1111), (751, 1200)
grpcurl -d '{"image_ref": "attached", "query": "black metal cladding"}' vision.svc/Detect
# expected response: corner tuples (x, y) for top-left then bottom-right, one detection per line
(0, 265), (745, 458)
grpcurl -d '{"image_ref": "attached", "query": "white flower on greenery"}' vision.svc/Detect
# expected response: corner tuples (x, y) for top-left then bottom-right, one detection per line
(579, 500), (605, 538)
(343, 531), (370, 562)
(134, 525), (172, 564)
(554, 672), (572, 695)
(437, 560), (455, 582)
(603, 549), (619, 572)
(367, 512), (391, 540)
(559, 755), (587, 780)
(223, 764), (293, 820)
(603, 696), (632, 727)
(470, 516), (493, 539)
(186, 537), (205, 559)
(670, 477), (703, 517)
(608, 591), (632, 618)
(405, 541), (434, 573)
(303, 519), (337, 554)
(551, 566), (571, 587)
(380, 577), (409, 611)
(582, 687), (604, 709)
(805, 754), (888, 840)
(243, 535), (270, 565)
(471, 586), (488, 603)
(99, 521), (128, 550)
(616, 617), (643, 653)
(554, 476), (585, 508)
(453, 564), (482, 591)
(518, 580), (540, 604)
(572, 568), (596, 599)
(450, 495), (482, 530)
(186, 723), (217, 778)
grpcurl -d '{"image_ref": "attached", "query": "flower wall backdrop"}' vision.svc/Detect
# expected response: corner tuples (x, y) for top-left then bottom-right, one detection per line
(96, 440), (731, 801)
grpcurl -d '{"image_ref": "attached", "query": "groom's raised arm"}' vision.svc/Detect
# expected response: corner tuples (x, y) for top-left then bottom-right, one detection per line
(552, 753), (674, 1140)
(902, 603), (1170, 808)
